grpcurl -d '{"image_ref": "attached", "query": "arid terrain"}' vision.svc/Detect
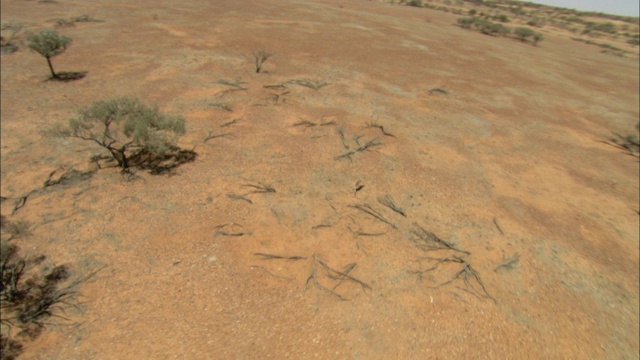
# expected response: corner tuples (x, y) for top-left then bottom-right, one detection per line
(1, 0), (639, 359)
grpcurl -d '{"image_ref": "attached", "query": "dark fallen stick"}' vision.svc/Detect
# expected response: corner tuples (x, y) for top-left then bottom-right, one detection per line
(221, 119), (239, 127)
(254, 253), (307, 260)
(411, 224), (469, 254)
(377, 195), (406, 217)
(243, 183), (276, 194)
(494, 253), (520, 272)
(367, 124), (395, 137)
(214, 231), (246, 237)
(317, 259), (371, 290)
(227, 193), (253, 204)
(350, 204), (397, 229)
(293, 120), (317, 128)
(493, 217), (505, 235)
(204, 132), (232, 142)
(306, 255), (346, 300)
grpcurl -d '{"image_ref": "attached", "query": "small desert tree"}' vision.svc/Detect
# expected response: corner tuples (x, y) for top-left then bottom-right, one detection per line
(532, 32), (543, 46)
(27, 29), (71, 79)
(65, 97), (186, 170)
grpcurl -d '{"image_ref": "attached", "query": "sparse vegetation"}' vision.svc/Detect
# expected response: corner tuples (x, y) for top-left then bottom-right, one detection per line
(571, 37), (627, 54)
(0, 242), (79, 359)
(51, 14), (101, 28)
(583, 21), (617, 35)
(26, 30), (71, 79)
(1, 219), (31, 240)
(532, 31), (543, 45)
(252, 50), (272, 73)
(514, 27), (535, 41)
(0, 24), (23, 55)
(61, 97), (191, 172)
(607, 132), (640, 156)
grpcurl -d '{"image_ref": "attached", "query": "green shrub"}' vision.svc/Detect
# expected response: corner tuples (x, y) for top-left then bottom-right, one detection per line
(514, 27), (535, 41)
(475, 18), (509, 36)
(493, 14), (510, 23)
(64, 97), (187, 170)
(527, 19), (542, 27)
(457, 16), (477, 29)
(468, 9), (477, 15)
(583, 21), (617, 34)
(532, 32), (544, 45)
(27, 30), (71, 79)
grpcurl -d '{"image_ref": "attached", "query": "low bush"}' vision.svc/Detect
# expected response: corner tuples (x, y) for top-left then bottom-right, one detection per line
(61, 97), (193, 172)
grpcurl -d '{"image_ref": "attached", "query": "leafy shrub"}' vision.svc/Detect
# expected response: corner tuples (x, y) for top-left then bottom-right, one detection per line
(514, 27), (535, 41)
(26, 30), (71, 79)
(468, 9), (477, 15)
(475, 18), (509, 36)
(584, 21), (617, 34)
(63, 97), (188, 171)
(532, 32), (544, 45)
(457, 16), (477, 29)
(527, 19), (542, 27)
(493, 14), (510, 23)
(0, 25), (23, 55)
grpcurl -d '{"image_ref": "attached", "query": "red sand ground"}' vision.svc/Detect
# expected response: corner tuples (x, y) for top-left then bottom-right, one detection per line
(1, 0), (638, 358)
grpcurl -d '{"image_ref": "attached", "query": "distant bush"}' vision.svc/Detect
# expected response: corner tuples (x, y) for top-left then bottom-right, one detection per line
(406, 0), (422, 7)
(475, 18), (510, 36)
(27, 29), (71, 79)
(468, 9), (477, 15)
(583, 21), (617, 34)
(458, 17), (510, 37)
(457, 16), (476, 29)
(527, 19), (543, 27)
(532, 32), (543, 45)
(514, 27), (535, 41)
(0, 24), (23, 55)
(493, 14), (510, 23)
(627, 38), (640, 46)
(508, 6), (527, 16)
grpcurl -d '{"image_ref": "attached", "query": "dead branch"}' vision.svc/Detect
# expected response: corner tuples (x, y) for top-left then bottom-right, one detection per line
(293, 120), (317, 128)
(377, 195), (406, 217)
(227, 193), (253, 204)
(493, 217), (504, 235)
(204, 132), (232, 143)
(254, 253), (307, 261)
(430, 261), (496, 304)
(350, 204), (397, 229)
(242, 183), (276, 194)
(410, 223), (469, 254)
(366, 123), (395, 137)
(221, 118), (240, 127)
(494, 253), (520, 272)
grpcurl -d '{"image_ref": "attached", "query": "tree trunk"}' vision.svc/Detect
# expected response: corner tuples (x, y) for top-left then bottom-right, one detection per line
(45, 56), (57, 79)
(108, 147), (129, 169)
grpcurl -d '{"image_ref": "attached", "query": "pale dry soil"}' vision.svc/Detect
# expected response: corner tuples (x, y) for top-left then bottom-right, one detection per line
(1, 0), (638, 359)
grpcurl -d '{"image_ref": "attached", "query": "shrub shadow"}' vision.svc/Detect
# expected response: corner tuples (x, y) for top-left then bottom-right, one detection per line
(129, 146), (197, 175)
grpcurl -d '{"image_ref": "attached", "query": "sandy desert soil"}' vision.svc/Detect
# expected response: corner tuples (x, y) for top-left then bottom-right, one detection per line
(1, 0), (639, 358)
